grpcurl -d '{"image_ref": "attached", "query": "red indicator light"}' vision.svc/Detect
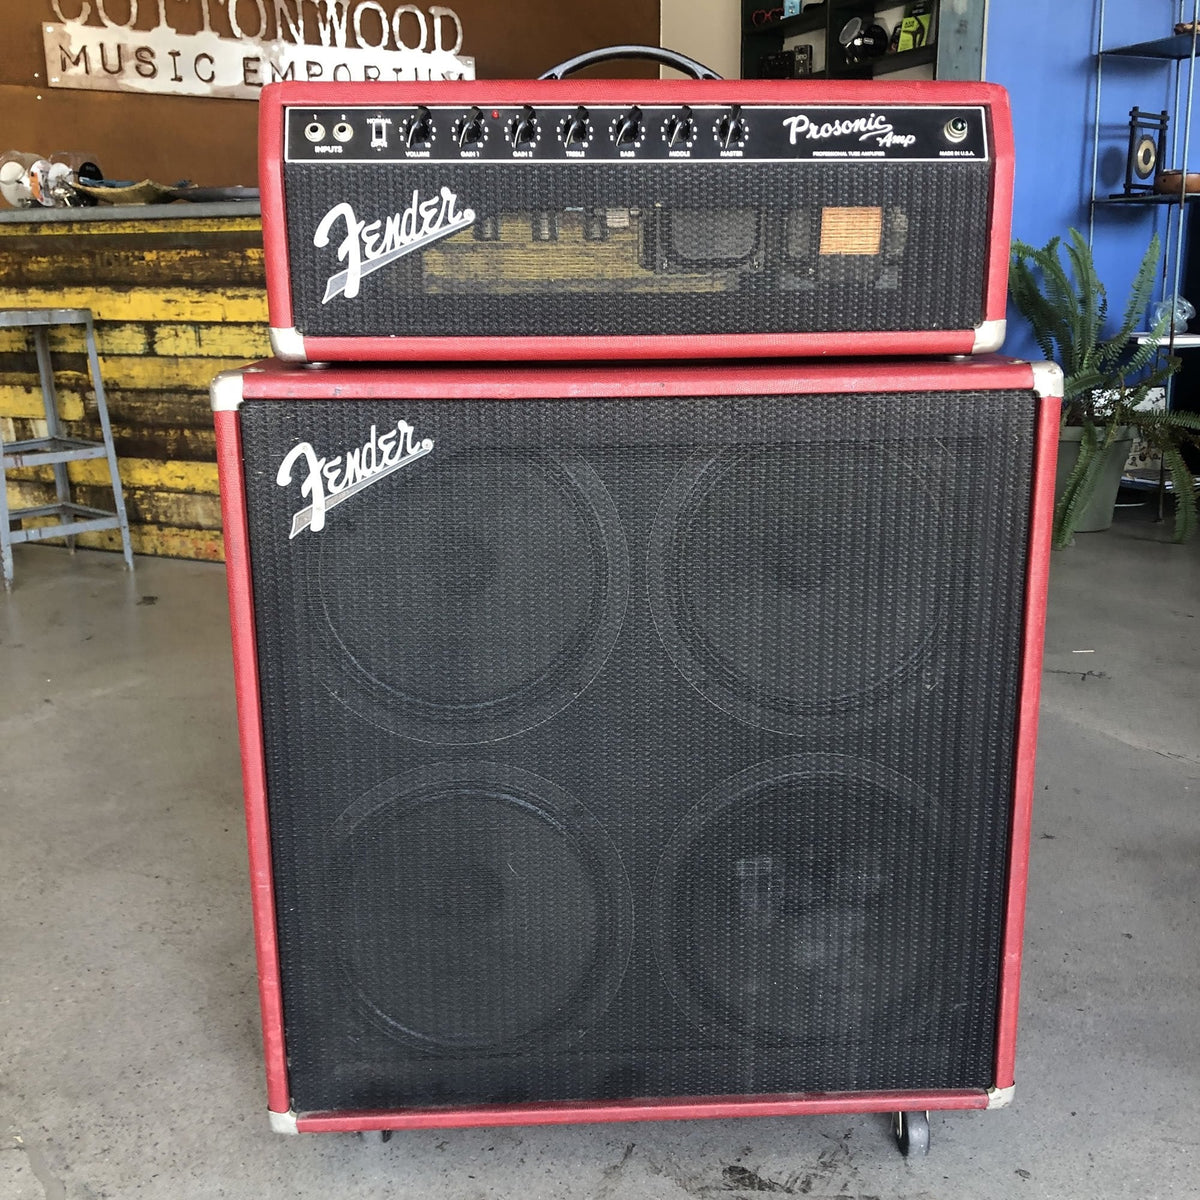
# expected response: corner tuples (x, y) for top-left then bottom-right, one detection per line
(492, 110), (500, 119)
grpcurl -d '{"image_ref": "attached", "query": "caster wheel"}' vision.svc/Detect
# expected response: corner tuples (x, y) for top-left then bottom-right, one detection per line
(360, 1129), (393, 1144)
(892, 1110), (930, 1157)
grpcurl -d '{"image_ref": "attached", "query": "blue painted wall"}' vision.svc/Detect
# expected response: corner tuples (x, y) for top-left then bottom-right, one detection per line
(986, 1), (1181, 359)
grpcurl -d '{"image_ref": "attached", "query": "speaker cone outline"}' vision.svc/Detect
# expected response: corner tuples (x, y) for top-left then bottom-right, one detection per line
(309, 447), (630, 744)
(332, 761), (634, 1053)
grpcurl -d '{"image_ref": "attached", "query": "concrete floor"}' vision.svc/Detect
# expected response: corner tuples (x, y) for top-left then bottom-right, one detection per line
(1, 506), (1197, 1200)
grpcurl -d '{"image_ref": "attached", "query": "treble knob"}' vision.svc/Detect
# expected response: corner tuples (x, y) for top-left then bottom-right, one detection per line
(613, 105), (643, 147)
(716, 105), (747, 150)
(560, 105), (593, 149)
(508, 105), (540, 148)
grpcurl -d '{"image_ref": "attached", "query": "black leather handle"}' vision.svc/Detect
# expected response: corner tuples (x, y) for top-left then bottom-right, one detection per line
(539, 44), (722, 81)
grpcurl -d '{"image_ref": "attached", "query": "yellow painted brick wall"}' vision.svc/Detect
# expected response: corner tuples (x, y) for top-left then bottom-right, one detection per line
(0, 213), (269, 561)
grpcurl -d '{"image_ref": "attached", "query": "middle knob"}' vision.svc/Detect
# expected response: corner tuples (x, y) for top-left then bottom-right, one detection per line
(663, 105), (696, 149)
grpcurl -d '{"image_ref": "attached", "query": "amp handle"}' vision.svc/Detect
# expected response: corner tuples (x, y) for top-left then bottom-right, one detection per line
(539, 44), (723, 81)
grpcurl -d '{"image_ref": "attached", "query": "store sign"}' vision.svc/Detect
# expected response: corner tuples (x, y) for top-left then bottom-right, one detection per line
(42, 1), (474, 100)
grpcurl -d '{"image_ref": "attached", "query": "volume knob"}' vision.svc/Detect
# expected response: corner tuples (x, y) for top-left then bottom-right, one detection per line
(403, 106), (434, 149)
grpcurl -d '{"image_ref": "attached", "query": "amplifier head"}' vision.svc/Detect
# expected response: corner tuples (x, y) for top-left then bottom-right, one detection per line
(260, 79), (1014, 362)
(213, 355), (1059, 1134)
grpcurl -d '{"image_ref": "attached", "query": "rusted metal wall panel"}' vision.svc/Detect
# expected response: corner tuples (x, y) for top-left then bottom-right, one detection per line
(0, 211), (270, 562)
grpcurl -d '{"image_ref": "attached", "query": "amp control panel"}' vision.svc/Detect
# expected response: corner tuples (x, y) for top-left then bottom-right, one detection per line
(284, 104), (990, 164)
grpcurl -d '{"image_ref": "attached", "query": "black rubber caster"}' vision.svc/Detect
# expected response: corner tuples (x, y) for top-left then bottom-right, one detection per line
(360, 1129), (392, 1144)
(892, 1110), (930, 1157)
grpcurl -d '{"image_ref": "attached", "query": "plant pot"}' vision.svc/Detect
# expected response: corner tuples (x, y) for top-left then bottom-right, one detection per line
(1055, 426), (1134, 534)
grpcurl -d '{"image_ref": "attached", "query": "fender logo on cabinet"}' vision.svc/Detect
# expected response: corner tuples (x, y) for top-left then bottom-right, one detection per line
(276, 420), (435, 537)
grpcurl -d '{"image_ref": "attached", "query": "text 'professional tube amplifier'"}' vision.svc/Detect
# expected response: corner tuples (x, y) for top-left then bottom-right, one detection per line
(212, 355), (1059, 1137)
(260, 79), (1014, 363)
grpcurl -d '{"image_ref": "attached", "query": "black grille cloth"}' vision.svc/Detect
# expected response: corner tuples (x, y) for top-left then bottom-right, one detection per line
(282, 161), (991, 339)
(239, 389), (1034, 1112)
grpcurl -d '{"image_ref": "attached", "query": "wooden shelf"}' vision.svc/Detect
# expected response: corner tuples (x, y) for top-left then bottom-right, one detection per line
(744, 8), (827, 40)
(1102, 32), (1200, 61)
(1132, 332), (1200, 346)
(1098, 192), (1200, 204)
(1121, 468), (1200, 491)
(872, 45), (936, 75)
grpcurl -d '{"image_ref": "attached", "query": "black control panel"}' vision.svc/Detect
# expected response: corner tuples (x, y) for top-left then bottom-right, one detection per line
(285, 104), (990, 164)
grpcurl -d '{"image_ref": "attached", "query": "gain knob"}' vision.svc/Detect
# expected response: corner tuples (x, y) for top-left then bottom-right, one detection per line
(454, 106), (486, 148)
(508, 105), (540, 148)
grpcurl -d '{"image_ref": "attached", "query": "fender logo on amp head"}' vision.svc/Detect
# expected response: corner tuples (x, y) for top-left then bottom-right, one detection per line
(276, 420), (435, 538)
(313, 186), (475, 303)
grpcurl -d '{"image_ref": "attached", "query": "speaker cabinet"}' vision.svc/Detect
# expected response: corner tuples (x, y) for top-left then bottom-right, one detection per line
(260, 79), (1013, 363)
(212, 356), (1059, 1134)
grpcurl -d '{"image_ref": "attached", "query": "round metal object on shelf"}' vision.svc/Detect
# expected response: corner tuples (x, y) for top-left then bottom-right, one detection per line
(1135, 134), (1158, 179)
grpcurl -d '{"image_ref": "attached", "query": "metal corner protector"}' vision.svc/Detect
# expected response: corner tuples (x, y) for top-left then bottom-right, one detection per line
(972, 318), (1006, 353)
(268, 1108), (299, 1134)
(1030, 360), (1064, 399)
(270, 326), (308, 362)
(210, 370), (246, 412)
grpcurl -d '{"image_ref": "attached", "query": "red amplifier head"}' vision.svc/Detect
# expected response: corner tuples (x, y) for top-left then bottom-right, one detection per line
(259, 78), (1014, 363)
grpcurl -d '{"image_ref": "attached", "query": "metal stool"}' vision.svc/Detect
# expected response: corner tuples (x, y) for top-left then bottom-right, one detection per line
(0, 308), (133, 588)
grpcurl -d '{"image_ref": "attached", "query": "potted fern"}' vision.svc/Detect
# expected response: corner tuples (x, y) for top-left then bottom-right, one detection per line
(1009, 228), (1200, 547)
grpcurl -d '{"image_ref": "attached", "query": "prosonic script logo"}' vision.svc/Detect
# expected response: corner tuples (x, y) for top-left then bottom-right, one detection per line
(313, 187), (475, 303)
(782, 112), (916, 149)
(276, 420), (434, 538)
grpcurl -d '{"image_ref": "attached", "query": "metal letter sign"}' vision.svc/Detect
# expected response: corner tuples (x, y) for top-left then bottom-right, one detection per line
(42, 1), (474, 100)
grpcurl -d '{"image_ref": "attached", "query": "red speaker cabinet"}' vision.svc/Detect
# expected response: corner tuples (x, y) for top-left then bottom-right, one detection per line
(212, 356), (1058, 1148)
(260, 79), (1014, 363)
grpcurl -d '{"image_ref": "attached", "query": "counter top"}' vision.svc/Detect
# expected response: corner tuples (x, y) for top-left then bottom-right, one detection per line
(0, 200), (261, 225)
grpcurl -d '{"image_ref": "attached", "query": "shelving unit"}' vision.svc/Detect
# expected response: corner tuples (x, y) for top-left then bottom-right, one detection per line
(1091, 3), (1200, 509)
(1091, 5), (1199, 335)
(740, 1), (937, 81)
